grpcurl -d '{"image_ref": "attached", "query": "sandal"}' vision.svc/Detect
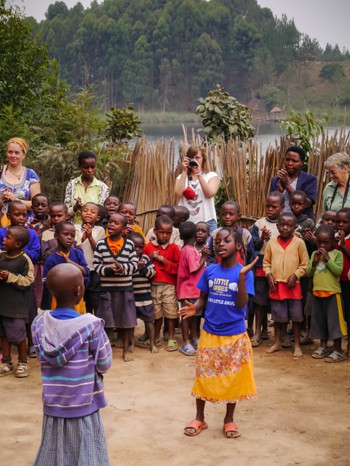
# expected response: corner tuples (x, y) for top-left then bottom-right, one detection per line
(223, 422), (240, 438)
(312, 347), (330, 359)
(166, 339), (178, 352)
(179, 343), (196, 356)
(324, 350), (346, 363)
(184, 419), (208, 436)
(136, 339), (162, 348)
(28, 346), (37, 358)
(250, 338), (262, 347)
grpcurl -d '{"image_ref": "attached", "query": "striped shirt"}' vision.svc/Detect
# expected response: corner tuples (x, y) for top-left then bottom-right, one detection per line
(32, 311), (112, 418)
(132, 254), (155, 307)
(93, 237), (138, 291)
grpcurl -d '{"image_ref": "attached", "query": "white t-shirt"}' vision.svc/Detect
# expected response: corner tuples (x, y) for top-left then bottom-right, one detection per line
(177, 172), (219, 224)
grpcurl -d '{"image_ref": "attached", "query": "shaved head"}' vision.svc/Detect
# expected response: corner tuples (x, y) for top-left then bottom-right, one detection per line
(46, 263), (84, 301)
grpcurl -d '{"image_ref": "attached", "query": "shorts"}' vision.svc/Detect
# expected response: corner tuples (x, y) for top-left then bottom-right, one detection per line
(136, 304), (154, 323)
(309, 294), (347, 340)
(270, 299), (303, 323)
(253, 277), (269, 306)
(180, 298), (201, 317)
(151, 283), (178, 320)
(0, 316), (26, 344)
(340, 281), (350, 323)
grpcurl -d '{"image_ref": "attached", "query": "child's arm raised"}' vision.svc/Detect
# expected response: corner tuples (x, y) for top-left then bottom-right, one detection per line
(237, 257), (258, 308)
(179, 292), (208, 319)
(57, 251), (89, 276)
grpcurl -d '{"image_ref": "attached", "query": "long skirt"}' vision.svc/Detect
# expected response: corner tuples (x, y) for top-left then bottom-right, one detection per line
(192, 330), (257, 404)
(33, 411), (109, 466)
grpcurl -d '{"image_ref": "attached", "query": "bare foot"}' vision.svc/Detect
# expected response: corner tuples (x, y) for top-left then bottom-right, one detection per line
(266, 343), (282, 354)
(150, 345), (159, 354)
(123, 353), (133, 362)
(128, 343), (135, 353)
(293, 346), (303, 358)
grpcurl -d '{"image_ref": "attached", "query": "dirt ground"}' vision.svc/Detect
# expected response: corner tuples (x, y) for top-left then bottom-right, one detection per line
(1, 322), (350, 466)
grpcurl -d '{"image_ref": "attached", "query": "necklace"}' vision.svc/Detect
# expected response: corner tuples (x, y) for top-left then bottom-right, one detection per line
(7, 165), (24, 180)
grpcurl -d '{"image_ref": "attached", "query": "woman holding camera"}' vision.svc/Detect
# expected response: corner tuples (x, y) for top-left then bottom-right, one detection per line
(175, 145), (219, 233)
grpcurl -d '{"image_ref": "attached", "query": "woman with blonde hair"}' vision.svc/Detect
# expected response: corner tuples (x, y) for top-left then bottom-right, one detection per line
(0, 138), (41, 221)
(175, 145), (219, 233)
(322, 152), (350, 213)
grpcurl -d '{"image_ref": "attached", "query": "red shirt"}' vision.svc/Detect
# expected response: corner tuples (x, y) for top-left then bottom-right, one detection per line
(336, 236), (350, 281)
(143, 241), (180, 285)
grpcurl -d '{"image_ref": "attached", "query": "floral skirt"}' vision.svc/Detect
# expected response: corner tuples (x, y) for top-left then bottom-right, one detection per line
(192, 330), (257, 404)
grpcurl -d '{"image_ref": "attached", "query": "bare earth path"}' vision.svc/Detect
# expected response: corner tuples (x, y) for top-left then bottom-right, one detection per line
(1, 325), (350, 466)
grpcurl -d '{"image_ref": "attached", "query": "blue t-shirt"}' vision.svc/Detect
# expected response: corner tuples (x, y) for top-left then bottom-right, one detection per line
(197, 263), (254, 336)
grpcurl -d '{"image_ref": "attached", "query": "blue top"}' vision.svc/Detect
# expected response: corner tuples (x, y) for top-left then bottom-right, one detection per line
(197, 263), (254, 336)
(50, 308), (80, 320)
(270, 170), (317, 219)
(0, 226), (41, 264)
(43, 248), (90, 289)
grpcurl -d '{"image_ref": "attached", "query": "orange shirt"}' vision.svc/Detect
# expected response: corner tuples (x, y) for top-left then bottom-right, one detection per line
(107, 236), (124, 255)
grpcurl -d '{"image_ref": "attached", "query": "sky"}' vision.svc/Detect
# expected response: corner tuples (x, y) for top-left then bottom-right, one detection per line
(9, 0), (350, 51)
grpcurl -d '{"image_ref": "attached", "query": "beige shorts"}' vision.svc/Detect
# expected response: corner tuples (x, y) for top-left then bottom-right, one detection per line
(151, 283), (178, 320)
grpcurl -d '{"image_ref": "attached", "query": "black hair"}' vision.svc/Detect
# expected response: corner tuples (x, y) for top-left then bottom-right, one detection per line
(217, 227), (243, 246)
(174, 205), (190, 221)
(82, 201), (99, 209)
(290, 190), (307, 202)
(196, 221), (210, 233)
(97, 204), (106, 222)
(128, 232), (145, 244)
(118, 202), (136, 212)
(267, 191), (285, 205)
(54, 221), (75, 234)
(285, 145), (306, 163)
(221, 200), (241, 214)
(155, 215), (173, 229)
(104, 195), (120, 205)
(109, 213), (128, 226)
(8, 225), (30, 247)
(78, 150), (96, 165)
(49, 202), (68, 213)
(336, 207), (350, 219)
(315, 224), (336, 240)
(278, 212), (297, 224)
(179, 221), (196, 240)
(322, 210), (337, 219)
(8, 200), (26, 213)
(31, 193), (48, 203)
(157, 205), (175, 220)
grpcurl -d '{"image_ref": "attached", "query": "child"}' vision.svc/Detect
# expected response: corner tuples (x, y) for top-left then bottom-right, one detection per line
(179, 228), (257, 438)
(0, 226), (34, 377)
(195, 221), (210, 252)
(143, 215), (180, 351)
(263, 212), (309, 357)
(320, 210), (337, 228)
(118, 202), (146, 239)
(335, 207), (350, 357)
(177, 222), (207, 356)
(307, 225), (346, 362)
(27, 193), (50, 237)
(209, 201), (255, 265)
(32, 263), (111, 465)
(145, 205), (182, 247)
(75, 202), (105, 313)
(93, 213), (138, 362)
(173, 205), (190, 228)
(42, 222), (89, 313)
(290, 190), (316, 252)
(41, 202), (68, 260)
(101, 195), (120, 230)
(129, 232), (158, 353)
(250, 191), (284, 347)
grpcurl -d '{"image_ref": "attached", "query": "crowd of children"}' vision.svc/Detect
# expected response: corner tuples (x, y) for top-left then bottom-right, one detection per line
(1, 145), (350, 453)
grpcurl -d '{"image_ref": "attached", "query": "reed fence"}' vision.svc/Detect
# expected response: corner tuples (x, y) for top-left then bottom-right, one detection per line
(121, 129), (350, 233)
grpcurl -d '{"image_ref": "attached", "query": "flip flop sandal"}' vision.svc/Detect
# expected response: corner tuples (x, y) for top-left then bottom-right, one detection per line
(312, 347), (330, 359)
(135, 339), (151, 349)
(324, 350), (346, 363)
(223, 422), (240, 438)
(179, 343), (196, 356)
(166, 339), (178, 352)
(250, 338), (262, 347)
(184, 420), (208, 436)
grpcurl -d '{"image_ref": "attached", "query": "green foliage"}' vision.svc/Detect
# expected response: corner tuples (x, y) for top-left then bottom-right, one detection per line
(196, 85), (254, 142)
(104, 105), (142, 144)
(280, 109), (329, 155)
(257, 86), (285, 112)
(319, 63), (345, 83)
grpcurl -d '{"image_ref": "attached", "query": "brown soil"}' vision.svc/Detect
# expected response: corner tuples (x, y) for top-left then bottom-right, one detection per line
(1, 324), (350, 466)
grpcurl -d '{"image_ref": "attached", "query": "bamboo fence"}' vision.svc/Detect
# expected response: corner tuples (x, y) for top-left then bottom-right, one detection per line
(121, 130), (350, 233)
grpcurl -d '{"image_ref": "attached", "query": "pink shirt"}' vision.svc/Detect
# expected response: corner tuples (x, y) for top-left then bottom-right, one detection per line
(177, 245), (205, 300)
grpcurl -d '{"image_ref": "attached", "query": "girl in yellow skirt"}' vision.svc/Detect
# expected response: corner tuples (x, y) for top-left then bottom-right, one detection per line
(179, 227), (258, 438)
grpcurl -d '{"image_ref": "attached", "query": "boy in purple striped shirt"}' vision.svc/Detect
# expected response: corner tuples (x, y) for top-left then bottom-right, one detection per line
(32, 263), (112, 466)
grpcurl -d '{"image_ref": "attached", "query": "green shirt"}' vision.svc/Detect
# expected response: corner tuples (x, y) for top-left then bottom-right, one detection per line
(307, 249), (343, 294)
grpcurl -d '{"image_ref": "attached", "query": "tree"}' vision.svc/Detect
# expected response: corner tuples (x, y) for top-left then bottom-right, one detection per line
(196, 85), (254, 142)
(319, 63), (345, 83)
(104, 105), (142, 144)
